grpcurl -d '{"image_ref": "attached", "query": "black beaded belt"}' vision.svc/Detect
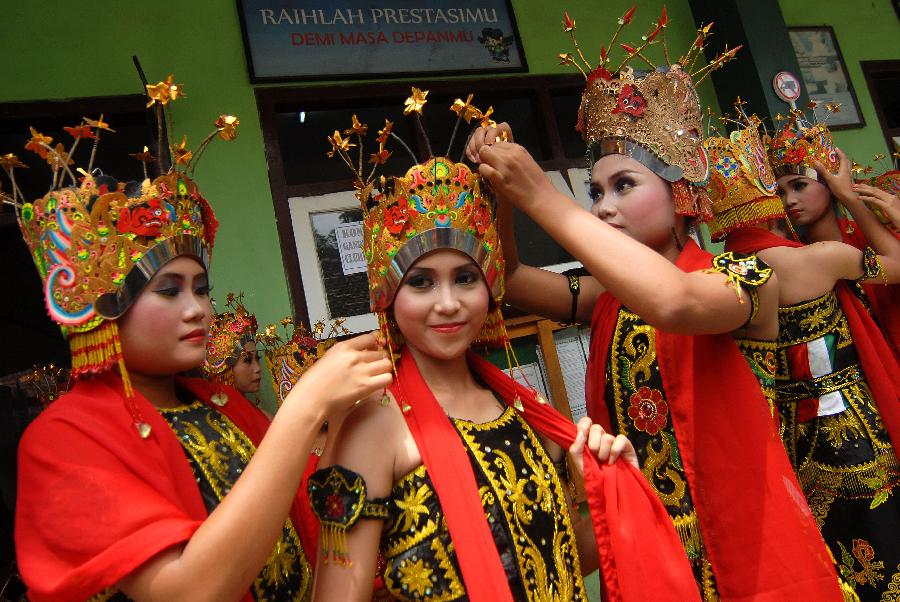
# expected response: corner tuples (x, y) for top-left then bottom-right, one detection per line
(775, 363), (864, 402)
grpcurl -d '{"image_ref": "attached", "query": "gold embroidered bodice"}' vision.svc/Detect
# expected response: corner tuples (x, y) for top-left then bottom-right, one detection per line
(604, 306), (717, 600)
(734, 338), (781, 421)
(379, 406), (586, 601)
(88, 401), (313, 602)
(161, 401), (312, 602)
(774, 291), (899, 526)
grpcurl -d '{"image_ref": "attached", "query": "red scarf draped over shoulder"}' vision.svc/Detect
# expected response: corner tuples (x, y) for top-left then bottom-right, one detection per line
(15, 372), (309, 602)
(391, 349), (700, 602)
(727, 226), (900, 450)
(838, 217), (900, 357)
(584, 238), (843, 601)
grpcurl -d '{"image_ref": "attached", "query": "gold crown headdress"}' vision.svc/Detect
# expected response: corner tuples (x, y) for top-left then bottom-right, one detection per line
(202, 291), (258, 385)
(258, 317), (348, 406)
(0, 74), (239, 437)
(850, 152), (900, 226)
(560, 7), (741, 219)
(327, 89), (546, 413)
(703, 100), (786, 241)
(766, 103), (842, 180)
(325, 89), (505, 318)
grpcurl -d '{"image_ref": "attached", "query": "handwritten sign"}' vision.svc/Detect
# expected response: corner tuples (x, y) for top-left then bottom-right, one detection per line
(334, 222), (367, 275)
(237, 0), (526, 81)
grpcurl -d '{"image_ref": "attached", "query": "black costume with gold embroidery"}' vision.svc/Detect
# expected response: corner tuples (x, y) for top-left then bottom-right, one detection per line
(775, 291), (900, 602)
(604, 306), (718, 600)
(161, 401), (312, 602)
(310, 406), (586, 601)
(87, 400), (312, 602)
(601, 251), (775, 601)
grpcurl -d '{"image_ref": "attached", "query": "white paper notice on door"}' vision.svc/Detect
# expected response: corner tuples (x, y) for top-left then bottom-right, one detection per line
(334, 222), (367, 275)
(554, 326), (589, 423)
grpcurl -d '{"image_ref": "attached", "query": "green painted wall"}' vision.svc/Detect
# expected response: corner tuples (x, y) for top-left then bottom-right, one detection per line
(779, 0), (900, 161)
(4, 1), (894, 408)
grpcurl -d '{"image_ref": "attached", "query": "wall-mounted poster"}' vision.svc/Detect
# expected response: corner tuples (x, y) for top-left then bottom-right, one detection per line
(237, 0), (527, 82)
(788, 26), (865, 129)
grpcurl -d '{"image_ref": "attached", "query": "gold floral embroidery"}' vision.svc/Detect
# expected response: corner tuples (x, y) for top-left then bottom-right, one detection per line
(838, 539), (885, 589)
(642, 435), (687, 507)
(397, 558), (435, 597)
(161, 402), (311, 601)
(880, 564), (900, 602)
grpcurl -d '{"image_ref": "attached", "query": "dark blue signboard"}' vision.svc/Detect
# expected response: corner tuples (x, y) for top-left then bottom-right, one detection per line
(237, 1), (527, 82)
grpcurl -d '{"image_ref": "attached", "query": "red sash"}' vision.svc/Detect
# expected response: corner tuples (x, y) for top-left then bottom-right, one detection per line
(391, 349), (700, 602)
(15, 373), (299, 602)
(585, 239), (843, 601)
(838, 217), (900, 357)
(727, 226), (900, 450)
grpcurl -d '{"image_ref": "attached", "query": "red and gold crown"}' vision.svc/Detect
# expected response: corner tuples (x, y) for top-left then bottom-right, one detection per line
(766, 106), (841, 179)
(704, 105), (785, 241)
(560, 8), (740, 218)
(326, 90), (504, 317)
(202, 291), (258, 385)
(258, 317), (347, 406)
(1, 75), (238, 435)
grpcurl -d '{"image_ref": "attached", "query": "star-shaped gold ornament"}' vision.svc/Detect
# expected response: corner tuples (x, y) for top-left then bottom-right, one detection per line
(404, 87), (429, 115)
(215, 115), (240, 141)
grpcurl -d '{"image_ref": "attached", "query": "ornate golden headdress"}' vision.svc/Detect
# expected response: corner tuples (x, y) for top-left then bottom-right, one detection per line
(766, 103), (842, 179)
(560, 7), (740, 219)
(325, 89), (505, 324)
(202, 291), (258, 385)
(704, 101), (785, 241)
(850, 151), (900, 225)
(258, 317), (348, 406)
(0, 74), (239, 436)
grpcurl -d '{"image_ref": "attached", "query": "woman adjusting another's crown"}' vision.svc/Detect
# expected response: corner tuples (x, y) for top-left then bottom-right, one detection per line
(309, 90), (703, 602)
(5, 75), (392, 601)
(468, 8), (848, 600)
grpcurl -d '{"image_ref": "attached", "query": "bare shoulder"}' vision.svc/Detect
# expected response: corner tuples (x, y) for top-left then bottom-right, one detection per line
(321, 390), (410, 497)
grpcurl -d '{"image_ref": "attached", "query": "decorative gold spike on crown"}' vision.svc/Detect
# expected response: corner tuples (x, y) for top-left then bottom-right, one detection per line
(258, 317), (348, 405)
(704, 104), (785, 241)
(560, 7), (741, 219)
(766, 103), (841, 179)
(857, 162), (900, 225)
(325, 89), (505, 315)
(202, 291), (258, 385)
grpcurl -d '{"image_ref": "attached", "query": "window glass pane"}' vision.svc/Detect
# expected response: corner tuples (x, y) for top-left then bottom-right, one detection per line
(276, 101), (413, 186)
(550, 86), (586, 161)
(423, 92), (547, 161)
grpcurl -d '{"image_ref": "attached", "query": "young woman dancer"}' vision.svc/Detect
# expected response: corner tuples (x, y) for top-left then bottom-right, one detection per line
(203, 292), (266, 413)
(772, 119), (900, 355)
(467, 11), (846, 601)
(720, 118), (900, 601)
(6, 90), (391, 601)
(309, 97), (702, 602)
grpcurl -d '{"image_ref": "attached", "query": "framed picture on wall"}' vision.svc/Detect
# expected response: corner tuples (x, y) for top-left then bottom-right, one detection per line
(788, 26), (865, 129)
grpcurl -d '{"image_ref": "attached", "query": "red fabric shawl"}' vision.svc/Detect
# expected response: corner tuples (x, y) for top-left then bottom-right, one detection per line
(837, 217), (900, 357)
(584, 238), (843, 601)
(390, 349), (700, 602)
(727, 226), (900, 450)
(15, 372), (308, 602)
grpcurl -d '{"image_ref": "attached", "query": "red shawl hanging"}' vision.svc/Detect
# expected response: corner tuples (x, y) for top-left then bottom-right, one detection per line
(726, 226), (900, 450)
(838, 217), (900, 357)
(15, 372), (306, 602)
(391, 349), (700, 602)
(584, 238), (843, 601)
